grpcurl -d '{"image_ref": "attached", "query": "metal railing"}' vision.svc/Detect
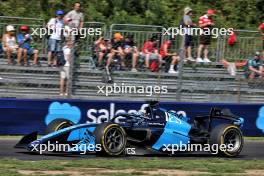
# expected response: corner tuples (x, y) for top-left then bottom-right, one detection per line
(0, 16), (263, 103)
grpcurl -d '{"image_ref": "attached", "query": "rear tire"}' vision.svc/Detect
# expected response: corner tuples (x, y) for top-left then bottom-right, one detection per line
(45, 119), (74, 134)
(209, 124), (243, 157)
(94, 123), (127, 156)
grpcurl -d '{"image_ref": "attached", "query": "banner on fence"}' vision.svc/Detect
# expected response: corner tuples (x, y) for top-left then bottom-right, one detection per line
(0, 98), (263, 136)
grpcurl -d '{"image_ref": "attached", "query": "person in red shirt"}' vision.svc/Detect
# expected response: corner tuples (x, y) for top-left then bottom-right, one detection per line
(196, 9), (215, 63)
(141, 36), (161, 69)
(258, 23), (264, 57)
(160, 39), (179, 74)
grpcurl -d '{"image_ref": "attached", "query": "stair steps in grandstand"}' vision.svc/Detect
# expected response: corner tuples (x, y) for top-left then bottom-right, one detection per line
(1, 53), (264, 103)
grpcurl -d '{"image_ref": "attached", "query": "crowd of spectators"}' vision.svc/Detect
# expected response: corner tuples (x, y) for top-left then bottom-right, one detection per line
(0, 4), (263, 81)
(1, 25), (39, 66)
(94, 34), (180, 73)
(92, 7), (218, 73)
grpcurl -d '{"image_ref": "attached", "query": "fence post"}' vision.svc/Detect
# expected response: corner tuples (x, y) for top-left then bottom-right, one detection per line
(67, 47), (75, 98)
(176, 35), (185, 101)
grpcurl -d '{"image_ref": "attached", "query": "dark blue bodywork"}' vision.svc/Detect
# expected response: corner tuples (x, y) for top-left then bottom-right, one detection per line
(17, 104), (244, 154)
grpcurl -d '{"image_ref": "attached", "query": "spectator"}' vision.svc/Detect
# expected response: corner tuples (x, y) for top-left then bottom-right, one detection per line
(60, 40), (73, 96)
(17, 25), (39, 66)
(94, 36), (109, 68)
(258, 22), (264, 57)
(160, 38), (179, 74)
(106, 33), (125, 69)
(123, 35), (139, 72)
(47, 10), (65, 67)
(183, 7), (196, 62)
(220, 59), (247, 76)
(64, 2), (84, 41)
(141, 36), (162, 70)
(2, 25), (18, 65)
(245, 51), (263, 79)
(196, 9), (215, 63)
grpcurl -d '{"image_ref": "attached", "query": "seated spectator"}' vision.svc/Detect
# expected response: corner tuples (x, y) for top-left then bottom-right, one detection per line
(141, 36), (162, 71)
(160, 38), (180, 74)
(2, 25), (18, 65)
(123, 35), (139, 72)
(94, 37), (109, 68)
(106, 33), (125, 69)
(245, 52), (263, 79)
(220, 59), (247, 76)
(17, 25), (39, 66)
(60, 40), (73, 96)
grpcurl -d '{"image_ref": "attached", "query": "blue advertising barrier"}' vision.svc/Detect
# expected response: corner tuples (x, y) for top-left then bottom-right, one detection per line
(0, 98), (264, 136)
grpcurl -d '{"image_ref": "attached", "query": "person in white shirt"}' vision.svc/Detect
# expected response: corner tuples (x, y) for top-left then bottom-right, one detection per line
(60, 40), (73, 96)
(2, 25), (18, 65)
(47, 10), (65, 67)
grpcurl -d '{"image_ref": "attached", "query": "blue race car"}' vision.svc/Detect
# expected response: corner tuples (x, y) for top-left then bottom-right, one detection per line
(15, 101), (244, 157)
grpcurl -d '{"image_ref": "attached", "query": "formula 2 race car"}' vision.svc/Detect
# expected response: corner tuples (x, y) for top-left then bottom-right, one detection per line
(15, 101), (244, 157)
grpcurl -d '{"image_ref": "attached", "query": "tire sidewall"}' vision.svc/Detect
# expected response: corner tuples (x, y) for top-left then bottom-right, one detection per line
(45, 118), (74, 134)
(210, 124), (244, 157)
(94, 123), (127, 156)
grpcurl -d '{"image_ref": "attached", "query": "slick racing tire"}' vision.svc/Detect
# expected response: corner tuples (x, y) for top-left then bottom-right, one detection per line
(209, 124), (244, 157)
(45, 119), (74, 134)
(94, 123), (127, 156)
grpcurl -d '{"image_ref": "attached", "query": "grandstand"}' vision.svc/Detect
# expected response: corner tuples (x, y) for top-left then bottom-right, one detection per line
(0, 16), (263, 103)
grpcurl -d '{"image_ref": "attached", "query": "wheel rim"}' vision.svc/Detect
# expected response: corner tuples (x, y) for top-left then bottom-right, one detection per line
(104, 127), (124, 153)
(224, 129), (242, 153)
(56, 122), (71, 131)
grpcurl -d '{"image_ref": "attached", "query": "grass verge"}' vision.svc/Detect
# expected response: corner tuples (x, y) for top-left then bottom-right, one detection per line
(1, 158), (264, 176)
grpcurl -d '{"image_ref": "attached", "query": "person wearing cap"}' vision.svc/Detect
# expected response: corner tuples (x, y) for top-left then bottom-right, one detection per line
(47, 10), (65, 67)
(2, 25), (18, 65)
(245, 51), (263, 79)
(196, 9), (215, 63)
(183, 7), (196, 62)
(106, 33), (125, 69)
(17, 25), (39, 66)
(141, 36), (162, 70)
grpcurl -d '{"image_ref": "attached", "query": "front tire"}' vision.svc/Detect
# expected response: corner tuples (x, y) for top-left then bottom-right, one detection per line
(45, 119), (74, 134)
(94, 123), (127, 156)
(209, 124), (244, 157)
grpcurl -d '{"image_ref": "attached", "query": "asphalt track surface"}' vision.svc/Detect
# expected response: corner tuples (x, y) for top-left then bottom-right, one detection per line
(0, 139), (264, 160)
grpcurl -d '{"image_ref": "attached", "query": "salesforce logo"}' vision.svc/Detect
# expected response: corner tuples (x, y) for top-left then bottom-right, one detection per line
(86, 103), (149, 124)
(256, 106), (264, 133)
(45, 102), (81, 125)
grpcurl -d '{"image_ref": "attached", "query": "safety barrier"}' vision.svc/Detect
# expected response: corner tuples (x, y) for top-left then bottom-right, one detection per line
(0, 98), (263, 136)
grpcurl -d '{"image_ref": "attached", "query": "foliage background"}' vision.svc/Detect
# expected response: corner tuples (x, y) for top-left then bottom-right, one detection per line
(0, 0), (263, 29)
